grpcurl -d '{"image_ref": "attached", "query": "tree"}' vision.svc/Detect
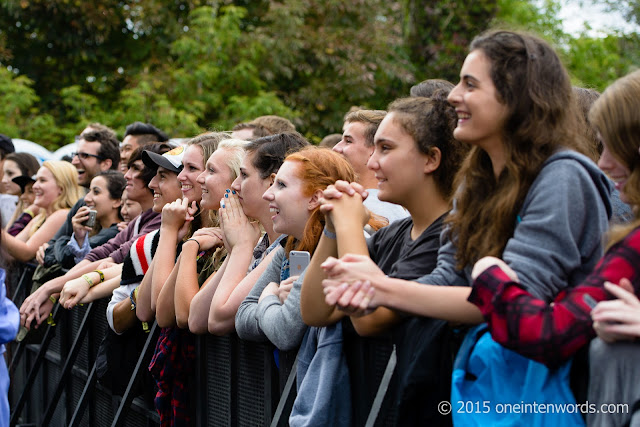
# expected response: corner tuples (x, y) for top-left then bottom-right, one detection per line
(403, 0), (498, 84)
(254, 0), (414, 138)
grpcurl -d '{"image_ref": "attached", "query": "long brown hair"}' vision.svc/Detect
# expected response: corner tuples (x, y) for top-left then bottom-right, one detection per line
(589, 70), (640, 248)
(446, 30), (585, 269)
(283, 147), (387, 255)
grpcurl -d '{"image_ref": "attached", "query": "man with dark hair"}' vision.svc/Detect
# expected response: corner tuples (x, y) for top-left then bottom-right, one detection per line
(84, 122), (118, 140)
(119, 122), (170, 173)
(35, 128), (120, 260)
(333, 109), (408, 223)
(72, 129), (120, 187)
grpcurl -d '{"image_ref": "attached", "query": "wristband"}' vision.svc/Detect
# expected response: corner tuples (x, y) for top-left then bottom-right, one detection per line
(49, 295), (57, 304)
(93, 270), (105, 283)
(186, 238), (201, 252)
(130, 288), (137, 311)
(82, 274), (94, 288)
(323, 227), (337, 239)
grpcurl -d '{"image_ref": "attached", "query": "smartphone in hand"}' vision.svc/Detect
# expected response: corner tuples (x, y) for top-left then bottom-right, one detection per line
(290, 250), (310, 275)
(83, 209), (97, 227)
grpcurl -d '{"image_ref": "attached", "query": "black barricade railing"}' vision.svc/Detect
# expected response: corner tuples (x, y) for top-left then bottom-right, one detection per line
(9, 295), (397, 426)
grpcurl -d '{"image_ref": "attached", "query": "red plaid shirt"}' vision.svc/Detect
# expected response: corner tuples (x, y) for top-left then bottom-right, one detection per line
(469, 226), (640, 368)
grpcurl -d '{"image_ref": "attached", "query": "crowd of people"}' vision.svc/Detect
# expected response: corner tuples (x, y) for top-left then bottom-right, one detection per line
(0, 28), (639, 426)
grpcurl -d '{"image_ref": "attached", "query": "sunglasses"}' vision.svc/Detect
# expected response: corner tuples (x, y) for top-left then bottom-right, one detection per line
(71, 152), (105, 161)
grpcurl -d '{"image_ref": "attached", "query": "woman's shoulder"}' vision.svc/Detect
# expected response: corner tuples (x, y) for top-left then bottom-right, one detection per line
(526, 150), (611, 212)
(46, 209), (70, 221)
(540, 150), (606, 183)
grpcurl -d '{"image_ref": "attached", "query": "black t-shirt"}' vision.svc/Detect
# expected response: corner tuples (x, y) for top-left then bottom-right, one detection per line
(367, 213), (446, 279)
(346, 213), (452, 426)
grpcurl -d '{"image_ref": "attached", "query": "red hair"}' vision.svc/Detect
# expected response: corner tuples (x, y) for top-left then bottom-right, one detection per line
(284, 147), (387, 255)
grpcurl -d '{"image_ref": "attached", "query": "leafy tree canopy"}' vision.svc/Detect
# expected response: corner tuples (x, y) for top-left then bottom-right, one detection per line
(1, 0), (638, 147)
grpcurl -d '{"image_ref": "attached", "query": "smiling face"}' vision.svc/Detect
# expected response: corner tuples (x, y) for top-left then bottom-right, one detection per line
(84, 176), (122, 222)
(448, 50), (509, 154)
(598, 139), (632, 203)
(119, 135), (140, 173)
(20, 182), (36, 206)
(71, 139), (105, 186)
(177, 145), (205, 204)
(123, 159), (149, 204)
(262, 160), (312, 240)
(333, 121), (374, 178)
(368, 113), (428, 206)
(197, 148), (235, 211)
(230, 151), (273, 220)
(1, 159), (22, 195)
(148, 166), (182, 212)
(120, 191), (143, 222)
(32, 166), (62, 210)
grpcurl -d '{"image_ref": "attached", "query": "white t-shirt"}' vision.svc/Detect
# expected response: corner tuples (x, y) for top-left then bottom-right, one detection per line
(363, 189), (408, 224)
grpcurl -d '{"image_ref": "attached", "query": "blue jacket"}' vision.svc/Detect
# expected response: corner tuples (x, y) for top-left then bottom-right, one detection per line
(0, 269), (20, 426)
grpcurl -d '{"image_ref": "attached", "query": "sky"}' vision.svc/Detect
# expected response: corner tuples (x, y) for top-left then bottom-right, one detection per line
(559, 0), (639, 35)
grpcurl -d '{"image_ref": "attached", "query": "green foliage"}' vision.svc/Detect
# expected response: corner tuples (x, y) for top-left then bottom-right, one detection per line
(494, 0), (640, 92)
(404, 0), (498, 83)
(0, 67), (38, 133)
(567, 32), (640, 91)
(1, 0), (639, 149)
(493, 0), (568, 44)
(255, 0), (414, 136)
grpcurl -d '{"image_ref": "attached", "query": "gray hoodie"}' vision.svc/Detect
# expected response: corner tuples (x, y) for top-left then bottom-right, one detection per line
(235, 246), (307, 350)
(418, 150), (612, 301)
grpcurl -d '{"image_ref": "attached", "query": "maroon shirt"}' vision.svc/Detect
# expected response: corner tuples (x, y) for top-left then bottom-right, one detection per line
(84, 209), (161, 264)
(7, 211), (34, 236)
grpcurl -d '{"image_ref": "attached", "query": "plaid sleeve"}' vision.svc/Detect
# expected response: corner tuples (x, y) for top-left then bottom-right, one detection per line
(469, 227), (640, 368)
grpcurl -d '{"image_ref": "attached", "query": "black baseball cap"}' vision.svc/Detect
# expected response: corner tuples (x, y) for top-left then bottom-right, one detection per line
(141, 145), (184, 174)
(12, 175), (36, 193)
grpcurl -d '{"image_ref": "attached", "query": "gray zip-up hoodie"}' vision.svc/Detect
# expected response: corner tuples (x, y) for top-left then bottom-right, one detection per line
(418, 150), (612, 301)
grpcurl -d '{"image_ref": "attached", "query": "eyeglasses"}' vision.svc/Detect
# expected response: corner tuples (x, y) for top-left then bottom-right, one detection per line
(71, 152), (104, 161)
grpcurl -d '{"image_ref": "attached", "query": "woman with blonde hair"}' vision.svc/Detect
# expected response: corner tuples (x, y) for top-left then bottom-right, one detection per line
(1, 160), (83, 262)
